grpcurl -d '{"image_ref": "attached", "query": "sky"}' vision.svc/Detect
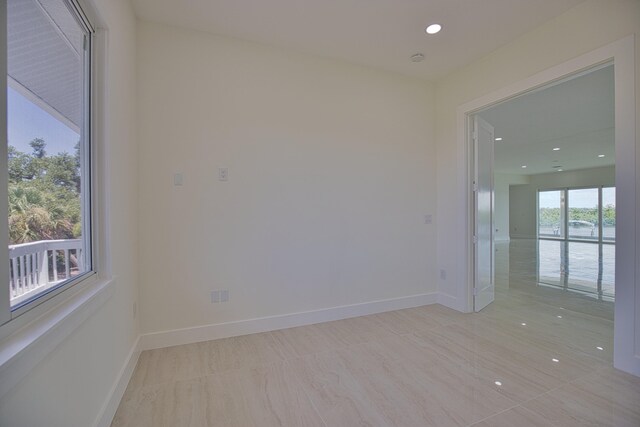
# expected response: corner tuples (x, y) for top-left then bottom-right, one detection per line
(7, 87), (79, 156)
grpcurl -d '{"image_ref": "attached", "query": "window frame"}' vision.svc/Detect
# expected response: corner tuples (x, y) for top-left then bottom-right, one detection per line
(537, 185), (616, 245)
(1, 0), (98, 324)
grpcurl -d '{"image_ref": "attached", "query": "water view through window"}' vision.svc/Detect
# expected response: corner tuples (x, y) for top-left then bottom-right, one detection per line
(537, 186), (615, 298)
(539, 190), (564, 238)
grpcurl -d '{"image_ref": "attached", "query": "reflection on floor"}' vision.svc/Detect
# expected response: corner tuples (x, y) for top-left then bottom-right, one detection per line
(498, 238), (614, 321)
(111, 239), (638, 426)
(537, 239), (615, 298)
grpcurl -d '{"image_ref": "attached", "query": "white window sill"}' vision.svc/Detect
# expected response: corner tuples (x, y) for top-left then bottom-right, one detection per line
(0, 276), (115, 399)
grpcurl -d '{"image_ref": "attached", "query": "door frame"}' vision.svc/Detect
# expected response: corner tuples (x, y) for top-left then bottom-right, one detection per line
(457, 35), (637, 374)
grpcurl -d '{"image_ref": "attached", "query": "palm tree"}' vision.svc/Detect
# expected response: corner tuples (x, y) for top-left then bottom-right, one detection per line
(8, 185), (73, 244)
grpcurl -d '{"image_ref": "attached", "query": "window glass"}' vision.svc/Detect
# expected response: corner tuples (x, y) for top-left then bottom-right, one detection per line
(538, 190), (564, 238)
(602, 187), (615, 242)
(567, 188), (599, 241)
(7, 0), (91, 309)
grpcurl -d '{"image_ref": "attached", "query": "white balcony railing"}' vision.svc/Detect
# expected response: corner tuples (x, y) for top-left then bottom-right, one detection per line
(9, 239), (83, 306)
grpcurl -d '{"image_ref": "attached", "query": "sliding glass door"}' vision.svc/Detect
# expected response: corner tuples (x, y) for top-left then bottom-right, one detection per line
(538, 186), (615, 243)
(602, 187), (616, 242)
(537, 186), (616, 298)
(567, 188), (599, 241)
(538, 190), (564, 238)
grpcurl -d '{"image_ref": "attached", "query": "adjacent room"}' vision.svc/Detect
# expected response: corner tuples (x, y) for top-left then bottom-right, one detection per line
(474, 63), (616, 368)
(0, 1), (639, 426)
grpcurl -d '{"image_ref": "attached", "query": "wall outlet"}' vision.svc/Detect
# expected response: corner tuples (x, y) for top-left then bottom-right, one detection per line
(218, 167), (228, 182)
(440, 269), (447, 280)
(211, 290), (229, 303)
(424, 214), (433, 224)
(173, 172), (184, 186)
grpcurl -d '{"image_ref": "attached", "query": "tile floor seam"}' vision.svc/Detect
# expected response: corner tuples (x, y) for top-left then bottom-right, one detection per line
(465, 401), (525, 426)
(510, 375), (578, 409)
(113, 237), (632, 427)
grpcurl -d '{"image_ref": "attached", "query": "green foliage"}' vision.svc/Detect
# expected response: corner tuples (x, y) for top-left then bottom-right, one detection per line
(602, 204), (616, 226)
(539, 205), (616, 227)
(29, 138), (46, 159)
(568, 207), (598, 224)
(8, 139), (81, 245)
(538, 208), (563, 226)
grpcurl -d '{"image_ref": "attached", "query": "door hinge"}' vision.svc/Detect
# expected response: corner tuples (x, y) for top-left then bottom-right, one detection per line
(473, 235), (478, 244)
(472, 181), (478, 191)
(472, 131), (477, 141)
(473, 287), (478, 296)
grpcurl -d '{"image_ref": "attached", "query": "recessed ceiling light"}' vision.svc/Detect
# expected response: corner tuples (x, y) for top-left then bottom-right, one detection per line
(426, 24), (442, 34)
(553, 147), (560, 151)
(596, 346), (604, 351)
(494, 381), (502, 386)
(598, 154), (605, 158)
(410, 53), (425, 62)
(557, 169), (563, 172)
(495, 137), (503, 141)
(521, 165), (527, 168)
(552, 358), (560, 363)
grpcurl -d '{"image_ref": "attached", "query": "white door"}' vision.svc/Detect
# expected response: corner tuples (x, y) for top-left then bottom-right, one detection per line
(473, 115), (495, 312)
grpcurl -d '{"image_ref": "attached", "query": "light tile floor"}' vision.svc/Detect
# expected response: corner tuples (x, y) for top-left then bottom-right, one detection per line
(112, 239), (639, 426)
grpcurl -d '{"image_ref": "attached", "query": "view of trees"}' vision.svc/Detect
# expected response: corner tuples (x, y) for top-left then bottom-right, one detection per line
(539, 206), (616, 227)
(8, 138), (81, 245)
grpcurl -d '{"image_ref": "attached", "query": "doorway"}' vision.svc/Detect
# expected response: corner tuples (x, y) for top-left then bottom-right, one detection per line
(473, 63), (615, 315)
(459, 36), (638, 375)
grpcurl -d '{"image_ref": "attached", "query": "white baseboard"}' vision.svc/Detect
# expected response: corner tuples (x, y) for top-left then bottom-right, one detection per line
(139, 292), (439, 351)
(94, 336), (141, 427)
(437, 293), (468, 313)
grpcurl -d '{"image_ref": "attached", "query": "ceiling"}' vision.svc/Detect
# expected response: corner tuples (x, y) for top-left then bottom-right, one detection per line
(479, 65), (614, 176)
(8, 0), (85, 131)
(132, 0), (585, 80)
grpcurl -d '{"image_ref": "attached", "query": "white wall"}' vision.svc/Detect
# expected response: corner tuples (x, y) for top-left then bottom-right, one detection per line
(137, 22), (437, 334)
(509, 166), (615, 238)
(494, 173), (529, 241)
(435, 0), (640, 304)
(0, 1), (139, 426)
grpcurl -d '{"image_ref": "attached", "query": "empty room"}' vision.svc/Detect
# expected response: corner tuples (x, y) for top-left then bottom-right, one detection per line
(0, 0), (639, 426)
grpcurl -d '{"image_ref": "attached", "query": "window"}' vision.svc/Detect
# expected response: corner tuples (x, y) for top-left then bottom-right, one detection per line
(538, 186), (615, 244)
(537, 186), (616, 298)
(538, 190), (565, 238)
(2, 0), (94, 321)
(567, 188), (599, 241)
(602, 187), (615, 242)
